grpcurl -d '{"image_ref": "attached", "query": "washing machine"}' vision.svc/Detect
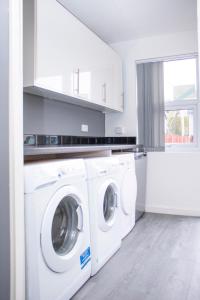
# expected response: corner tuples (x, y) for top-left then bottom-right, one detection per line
(24, 159), (91, 300)
(85, 156), (121, 276)
(114, 153), (137, 239)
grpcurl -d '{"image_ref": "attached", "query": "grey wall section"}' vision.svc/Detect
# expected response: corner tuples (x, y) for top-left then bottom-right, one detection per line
(24, 93), (105, 136)
(0, 0), (10, 299)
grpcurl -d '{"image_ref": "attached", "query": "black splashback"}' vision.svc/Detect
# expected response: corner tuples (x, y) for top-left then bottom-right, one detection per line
(24, 134), (136, 147)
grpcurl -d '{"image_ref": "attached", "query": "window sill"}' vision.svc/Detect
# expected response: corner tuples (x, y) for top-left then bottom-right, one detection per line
(165, 146), (200, 153)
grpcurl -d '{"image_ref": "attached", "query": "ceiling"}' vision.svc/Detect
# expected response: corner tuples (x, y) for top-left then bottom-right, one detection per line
(58, 0), (197, 43)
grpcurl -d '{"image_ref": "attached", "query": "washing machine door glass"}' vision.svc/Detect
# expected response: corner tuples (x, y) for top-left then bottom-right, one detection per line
(103, 185), (117, 222)
(98, 180), (119, 232)
(51, 196), (79, 255)
(41, 186), (84, 273)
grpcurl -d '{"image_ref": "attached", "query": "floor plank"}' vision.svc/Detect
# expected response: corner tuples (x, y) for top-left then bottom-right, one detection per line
(72, 213), (200, 300)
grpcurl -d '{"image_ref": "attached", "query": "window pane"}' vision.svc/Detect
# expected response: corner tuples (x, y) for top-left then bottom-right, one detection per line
(164, 59), (197, 102)
(165, 110), (194, 144)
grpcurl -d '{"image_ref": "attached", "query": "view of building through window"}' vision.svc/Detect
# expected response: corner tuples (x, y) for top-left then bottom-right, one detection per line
(164, 58), (197, 146)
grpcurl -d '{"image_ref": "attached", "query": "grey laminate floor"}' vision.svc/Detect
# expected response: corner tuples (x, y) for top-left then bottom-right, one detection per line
(72, 213), (200, 300)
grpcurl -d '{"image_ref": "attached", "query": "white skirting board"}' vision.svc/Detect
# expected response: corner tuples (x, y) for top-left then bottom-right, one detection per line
(145, 206), (200, 217)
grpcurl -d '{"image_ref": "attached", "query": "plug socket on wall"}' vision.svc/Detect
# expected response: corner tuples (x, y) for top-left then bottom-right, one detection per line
(115, 126), (126, 135)
(81, 124), (88, 132)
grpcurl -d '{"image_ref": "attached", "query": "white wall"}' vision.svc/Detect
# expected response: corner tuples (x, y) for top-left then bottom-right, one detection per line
(105, 30), (198, 137)
(106, 30), (199, 216)
(24, 93), (105, 136)
(146, 152), (200, 216)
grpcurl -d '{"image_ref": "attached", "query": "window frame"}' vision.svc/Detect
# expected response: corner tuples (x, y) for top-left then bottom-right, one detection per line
(164, 56), (199, 150)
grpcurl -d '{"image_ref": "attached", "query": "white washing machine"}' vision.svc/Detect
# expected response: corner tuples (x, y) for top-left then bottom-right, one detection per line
(85, 156), (122, 276)
(114, 153), (137, 239)
(24, 159), (91, 300)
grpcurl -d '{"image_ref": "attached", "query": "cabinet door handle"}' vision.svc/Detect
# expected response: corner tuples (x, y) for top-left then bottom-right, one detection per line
(73, 69), (80, 94)
(121, 92), (124, 109)
(102, 83), (107, 102)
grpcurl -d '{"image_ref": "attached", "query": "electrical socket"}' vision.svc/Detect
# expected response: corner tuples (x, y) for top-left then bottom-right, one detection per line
(115, 126), (125, 135)
(81, 124), (88, 132)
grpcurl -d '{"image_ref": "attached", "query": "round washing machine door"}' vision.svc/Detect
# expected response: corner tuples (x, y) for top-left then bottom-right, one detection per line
(41, 186), (84, 273)
(121, 169), (137, 216)
(98, 180), (119, 232)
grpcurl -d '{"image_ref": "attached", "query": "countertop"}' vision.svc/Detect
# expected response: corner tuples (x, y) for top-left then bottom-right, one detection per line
(24, 144), (135, 156)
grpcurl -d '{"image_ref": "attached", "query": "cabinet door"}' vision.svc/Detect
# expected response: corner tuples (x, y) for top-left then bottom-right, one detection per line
(101, 67), (114, 108)
(35, 0), (102, 104)
(99, 51), (123, 111)
(89, 45), (123, 110)
(34, 0), (80, 97)
(24, 0), (123, 111)
(91, 67), (113, 107)
(112, 57), (124, 112)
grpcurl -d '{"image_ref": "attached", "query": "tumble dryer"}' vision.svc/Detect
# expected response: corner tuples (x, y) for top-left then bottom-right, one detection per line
(24, 159), (91, 300)
(85, 157), (121, 275)
(115, 153), (137, 239)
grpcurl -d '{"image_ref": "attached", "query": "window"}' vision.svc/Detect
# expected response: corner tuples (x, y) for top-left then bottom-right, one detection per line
(164, 57), (198, 147)
(165, 109), (194, 144)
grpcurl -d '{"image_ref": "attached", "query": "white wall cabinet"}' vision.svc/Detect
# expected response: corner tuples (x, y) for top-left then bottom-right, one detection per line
(24, 0), (123, 112)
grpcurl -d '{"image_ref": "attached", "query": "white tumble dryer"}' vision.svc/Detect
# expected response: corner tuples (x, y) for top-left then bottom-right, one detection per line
(24, 159), (91, 300)
(114, 153), (137, 239)
(85, 156), (122, 276)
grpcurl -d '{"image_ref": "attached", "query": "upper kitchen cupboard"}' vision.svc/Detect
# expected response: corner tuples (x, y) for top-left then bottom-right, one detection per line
(23, 0), (123, 112)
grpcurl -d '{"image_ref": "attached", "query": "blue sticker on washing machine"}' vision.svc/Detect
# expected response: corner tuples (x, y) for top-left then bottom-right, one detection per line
(80, 247), (91, 269)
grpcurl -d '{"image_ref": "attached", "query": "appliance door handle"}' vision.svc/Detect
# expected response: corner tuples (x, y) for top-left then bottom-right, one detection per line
(76, 206), (83, 231)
